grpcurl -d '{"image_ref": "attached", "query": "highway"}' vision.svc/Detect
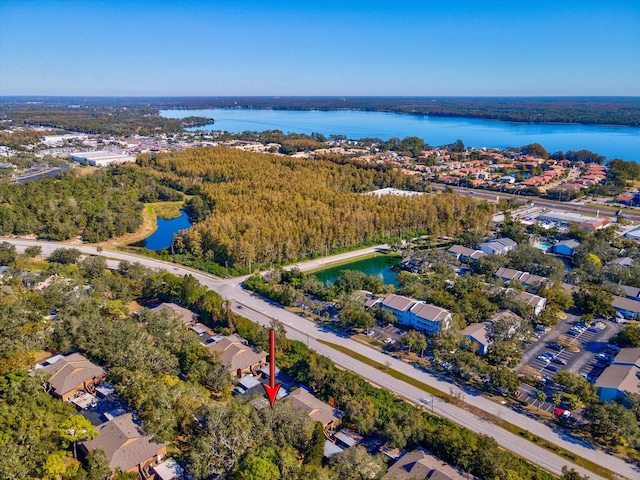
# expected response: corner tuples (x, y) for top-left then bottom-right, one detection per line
(3, 238), (635, 480)
(430, 184), (640, 223)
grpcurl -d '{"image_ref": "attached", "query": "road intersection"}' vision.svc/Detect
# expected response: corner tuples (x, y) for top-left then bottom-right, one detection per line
(3, 238), (635, 480)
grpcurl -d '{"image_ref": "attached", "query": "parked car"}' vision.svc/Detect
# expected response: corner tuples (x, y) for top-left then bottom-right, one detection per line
(545, 365), (558, 372)
(548, 343), (563, 351)
(552, 357), (567, 365)
(537, 355), (551, 363)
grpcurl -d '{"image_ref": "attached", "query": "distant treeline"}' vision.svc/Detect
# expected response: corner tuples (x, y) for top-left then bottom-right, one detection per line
(0, 101), (211, 136)
(3, 96), (639, 128)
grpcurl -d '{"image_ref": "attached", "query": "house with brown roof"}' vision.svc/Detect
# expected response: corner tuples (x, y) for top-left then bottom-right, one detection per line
(80, 413), (167, 477)
(495, 267), (547, 288)
(204, 334), (267, 378)
(595, 348), (640, 402)
(385, 447), (468, 480)
(288, 387), (343, 432)
(35, 353), (106, 402)
(151, 302), (198, 326)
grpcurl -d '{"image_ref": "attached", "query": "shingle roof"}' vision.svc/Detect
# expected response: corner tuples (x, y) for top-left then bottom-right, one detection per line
(205, 334), (266, 372)
(613, 348), (640, 366)
(612, 296), (640, 313)
(151, 303), (196, 325)
(462, 322), (492, 346)
(595, 365), (640, 395)
(39, 353), (105, 398)
(410, 303), (450, 323)
(382, 294), (416, 312)
(81, 414), (166, 473)
(288, 388), (343, 426)
(385, 448), (467, 480)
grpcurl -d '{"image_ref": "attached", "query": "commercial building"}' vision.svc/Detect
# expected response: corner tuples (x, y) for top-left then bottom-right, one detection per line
(536, 210), (612, 230)
(69, 151), (136, 167)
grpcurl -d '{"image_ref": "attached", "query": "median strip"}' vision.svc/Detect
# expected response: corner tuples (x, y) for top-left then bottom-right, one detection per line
(318, 339), (615, 480)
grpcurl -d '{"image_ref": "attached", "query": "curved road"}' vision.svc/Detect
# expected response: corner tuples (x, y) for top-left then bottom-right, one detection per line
(4, 239), (635, 480)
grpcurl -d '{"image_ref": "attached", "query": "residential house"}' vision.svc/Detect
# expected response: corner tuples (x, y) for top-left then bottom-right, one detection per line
(624, 226), (640, 242)
(462, 322), (492, 355)
(288, 387), (343, 432)
(595, 348), (640, 402)
(489, 309), (523, 340)
(553, 239), (580, 256)
(385, 447), (468, 480)
(448, 245), (486, 262)
(607, 257), (635, 268)
(80, 413), (167, 477)
(619, 285), (640, 303)
(381, 294), (452, 335)
(204, 334), (267, 378)
(495, 267), (547, 288)
(612, 296), (640, 320)
(514, 290), (547, 316)
(35, 353), (106, 402)
(479, 238), (518, 255)
(151, 302), (198, 327)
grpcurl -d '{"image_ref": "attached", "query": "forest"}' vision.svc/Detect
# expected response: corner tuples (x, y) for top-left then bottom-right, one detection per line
(0, 101), (210, 136)
(0, 167), (183, 242)
(139, 147), (494, 269)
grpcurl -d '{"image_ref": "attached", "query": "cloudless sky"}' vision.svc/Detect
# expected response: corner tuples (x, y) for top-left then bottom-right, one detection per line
(1, 0), (639, 96)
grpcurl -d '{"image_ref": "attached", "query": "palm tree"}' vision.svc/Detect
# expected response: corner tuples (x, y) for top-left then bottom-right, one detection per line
(536, 390), (546, 413)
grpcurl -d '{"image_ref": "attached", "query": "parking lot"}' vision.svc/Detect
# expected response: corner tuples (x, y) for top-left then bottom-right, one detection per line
(519, 311), (624, 384)
(364, 324), (406, 346)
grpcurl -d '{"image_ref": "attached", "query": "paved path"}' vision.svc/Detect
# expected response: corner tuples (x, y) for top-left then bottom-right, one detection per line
(4, 238), (635, 480)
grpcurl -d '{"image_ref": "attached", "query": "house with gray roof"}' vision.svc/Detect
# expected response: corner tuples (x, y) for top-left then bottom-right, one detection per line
(382, 294), (451, 335)
(595, 348), (640, 402)
(553, 239), (580, 256)
(462, 322), (492, 355)
(385, 447), (468, 480)
(479, 238), (517, 255)
(612, 296), (640, 320)
(80, 413), (167, 476)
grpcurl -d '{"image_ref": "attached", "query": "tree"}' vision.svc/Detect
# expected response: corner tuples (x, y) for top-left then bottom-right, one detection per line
(232, 450), (280, 480)
(583, 402), (640, 446)
(402, 330), (427, 355)
(330, 446), (386, 480)
(59, 414), (97, 459)
(489, 366), (519, 393)
(85, 449), (111, 480)
(573, 284), (615, 317)
(24, 245), (42, 258)
(0, 241), (17, 265)
(551, 393), (562, 409)
(304, 422), (325, 467)
(82, 255), (108, 278)
(49, 248), (82, 265)
(561, 466), (589, 480)
(536, 390), (546, 413)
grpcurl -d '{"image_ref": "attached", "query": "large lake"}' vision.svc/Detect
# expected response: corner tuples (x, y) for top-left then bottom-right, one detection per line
(161, 108), (640, 162)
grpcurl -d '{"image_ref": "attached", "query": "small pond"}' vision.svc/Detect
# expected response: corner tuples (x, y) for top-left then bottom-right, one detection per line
(143, 210), (192, 251)
(312, 255), (402, 288)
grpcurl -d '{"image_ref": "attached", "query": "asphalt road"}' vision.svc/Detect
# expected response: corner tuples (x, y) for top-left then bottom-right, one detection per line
(430, 184), (640, 223)
(3, 238), (635, 480)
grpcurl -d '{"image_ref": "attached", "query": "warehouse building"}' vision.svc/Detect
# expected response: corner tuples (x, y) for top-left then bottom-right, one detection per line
(69, 151), (137, 167)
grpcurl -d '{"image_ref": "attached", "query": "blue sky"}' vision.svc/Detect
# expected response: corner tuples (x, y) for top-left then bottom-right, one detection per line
(1, 0), (639, 96)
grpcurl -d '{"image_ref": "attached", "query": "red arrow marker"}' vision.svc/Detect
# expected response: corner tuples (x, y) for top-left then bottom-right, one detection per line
(262, 329), (281, 407)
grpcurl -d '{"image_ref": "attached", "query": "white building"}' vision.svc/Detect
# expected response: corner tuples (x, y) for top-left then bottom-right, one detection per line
(69, 151), (137, 167)
(42, 133), (88, 146)
(381, 294), (451, 335)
